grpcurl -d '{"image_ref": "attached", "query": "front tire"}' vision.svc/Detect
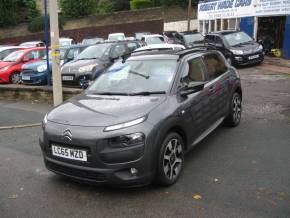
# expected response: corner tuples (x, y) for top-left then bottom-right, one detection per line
(9, 72), (21, 84)
(156, 132), (184, 186)
(225, 92), (242, 127)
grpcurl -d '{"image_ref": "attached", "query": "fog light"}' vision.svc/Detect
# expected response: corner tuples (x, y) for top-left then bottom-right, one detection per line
(130, 168), (138, 175)
(235, 57), (243, 61)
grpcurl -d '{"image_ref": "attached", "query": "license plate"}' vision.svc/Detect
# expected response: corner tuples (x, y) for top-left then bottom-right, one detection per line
(22, 76), (30, 80)
(51, 145), (87, 162)
(62, 76), (74, 81)
(248, 54), (259, 60)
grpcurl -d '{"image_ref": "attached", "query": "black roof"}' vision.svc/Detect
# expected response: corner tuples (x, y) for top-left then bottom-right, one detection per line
(130, 45), (216, 60)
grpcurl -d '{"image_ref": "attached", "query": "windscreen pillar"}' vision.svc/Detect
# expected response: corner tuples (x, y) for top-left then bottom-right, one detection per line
(240, 17), (254, 38)
(283, 16), (290, 59)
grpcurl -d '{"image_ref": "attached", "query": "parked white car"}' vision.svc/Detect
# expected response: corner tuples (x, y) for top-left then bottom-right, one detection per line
(59, 38), (74, 47)
(19, 41), (45, 48)
(141, 34), (167, 45)
(134, 44), (185, 53)
(108, 33), (126, 41)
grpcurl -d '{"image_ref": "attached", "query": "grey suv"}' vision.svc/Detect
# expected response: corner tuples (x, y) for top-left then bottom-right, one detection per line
(40, 47), (242, 187)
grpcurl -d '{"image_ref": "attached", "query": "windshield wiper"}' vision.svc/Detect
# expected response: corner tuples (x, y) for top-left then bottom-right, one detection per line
(129, 70), (150, 79)
(129, 91), (166, 96)
(93, 92), (129, 96)
(77, 57), (98, 60)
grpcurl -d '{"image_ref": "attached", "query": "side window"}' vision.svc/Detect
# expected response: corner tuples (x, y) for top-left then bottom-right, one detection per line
(181, 57), (206, 85)
(203, 53), (227, 80)
(205, 35), (215, 43)
(67, 49), (78, 60)
(111, 44), (127, 58)
(127, 42), (139, 52)
(24, 51), (35, 60)
(215, 36), (223, 46)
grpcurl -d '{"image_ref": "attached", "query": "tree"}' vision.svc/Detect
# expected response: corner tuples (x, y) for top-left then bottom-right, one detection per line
(59, 0), (98, 18)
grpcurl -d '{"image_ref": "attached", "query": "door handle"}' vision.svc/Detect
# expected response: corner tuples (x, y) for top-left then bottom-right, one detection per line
(209, 85), (215, 92)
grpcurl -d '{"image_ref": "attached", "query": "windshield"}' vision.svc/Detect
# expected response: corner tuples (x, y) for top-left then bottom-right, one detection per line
(109, 35), (125, 41)
(183, 33), (204, 44)
(146, 37), (165, 45)
(3, 50), (25, 62)
(88, 59), (177, 94)
(77, 44), (111, 60)
(224, 32), (253, 46)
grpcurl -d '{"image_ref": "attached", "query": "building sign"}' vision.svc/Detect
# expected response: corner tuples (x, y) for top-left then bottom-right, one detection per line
(198, 0), (290, 20)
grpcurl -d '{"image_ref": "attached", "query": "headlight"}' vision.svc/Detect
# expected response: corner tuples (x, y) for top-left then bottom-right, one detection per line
(109, 133), (145, 148)
(258, 44), (263, 51)
(230, 49), (244, 55)
(104, 116), (146, 132)
(37, 65), (47, 72)
(78, 64), (97, 73)
(0, 66), (10, 72)
(42, 114), (48, 130)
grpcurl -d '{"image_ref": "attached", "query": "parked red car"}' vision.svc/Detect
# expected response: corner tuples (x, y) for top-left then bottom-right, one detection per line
(0, 47), (45, 84)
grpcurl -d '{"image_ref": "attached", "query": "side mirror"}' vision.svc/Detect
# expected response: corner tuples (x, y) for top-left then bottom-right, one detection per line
(179, 83), (205, 97)
(258, 39), (263, 45)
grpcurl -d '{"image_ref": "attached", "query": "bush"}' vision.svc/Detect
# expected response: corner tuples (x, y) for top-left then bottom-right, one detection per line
(130, 0), (154, 10)
(113, 0), (130, 11)
(23, 0), (39, 21)
(28, 15), (65, 33)
(60, 0), (98, 18)
(0, 0), (19, 27)
(96, 0), (114, 14)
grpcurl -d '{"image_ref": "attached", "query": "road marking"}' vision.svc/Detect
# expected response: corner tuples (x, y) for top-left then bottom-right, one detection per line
(0, 123), (41, 130)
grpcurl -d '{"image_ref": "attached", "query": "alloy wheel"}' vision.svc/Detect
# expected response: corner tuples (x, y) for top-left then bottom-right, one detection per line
(163, 138), (183, 181)
(10, 72), (21, 84)
(232, 94), (242, 124)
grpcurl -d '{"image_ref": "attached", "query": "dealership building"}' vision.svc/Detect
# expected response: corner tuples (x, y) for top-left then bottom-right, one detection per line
(197, 0), (290, 59)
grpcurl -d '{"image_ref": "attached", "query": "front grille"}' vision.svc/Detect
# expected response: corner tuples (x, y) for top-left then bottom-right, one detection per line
(22, 69), (35, 75)
(46, 161), (106, 181)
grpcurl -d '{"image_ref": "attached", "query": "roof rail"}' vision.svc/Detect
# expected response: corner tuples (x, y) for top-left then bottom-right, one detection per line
(175, 44), (216, 59)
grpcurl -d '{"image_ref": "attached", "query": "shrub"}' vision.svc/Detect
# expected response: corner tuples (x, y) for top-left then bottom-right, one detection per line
(23, 0), (39, 21)
(130, 0), (154, 10)
(113, 0), (130, 11)
(59, 0), (98, 18)
(0, 0), (19, 27)
(96, 0), (114, 14)
(28, 15), (65, 33)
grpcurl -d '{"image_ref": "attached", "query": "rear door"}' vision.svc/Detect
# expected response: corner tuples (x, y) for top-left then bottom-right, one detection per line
(202, 52), (230, 124)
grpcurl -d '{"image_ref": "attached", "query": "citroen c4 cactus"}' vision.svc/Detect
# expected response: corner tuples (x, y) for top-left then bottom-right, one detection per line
(39, 47), (242, 187)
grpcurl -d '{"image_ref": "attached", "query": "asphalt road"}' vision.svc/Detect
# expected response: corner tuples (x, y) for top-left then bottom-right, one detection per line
(0, 66), (290, 218)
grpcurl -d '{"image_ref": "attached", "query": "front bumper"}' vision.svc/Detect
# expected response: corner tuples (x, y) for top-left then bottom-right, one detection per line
(39, 121), (157, 186)
(232, 52), (264, 66)
(21, 71), (47, 85)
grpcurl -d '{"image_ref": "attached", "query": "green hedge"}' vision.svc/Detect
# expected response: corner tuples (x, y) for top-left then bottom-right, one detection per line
(130, 0), (154, 10)
(60, 0), (97, 18)
(28, 15), (65, 33)
(0, 0), (19, 27)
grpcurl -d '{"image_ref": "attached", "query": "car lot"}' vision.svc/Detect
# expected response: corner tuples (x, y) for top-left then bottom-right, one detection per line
(0, 65), (289, 218)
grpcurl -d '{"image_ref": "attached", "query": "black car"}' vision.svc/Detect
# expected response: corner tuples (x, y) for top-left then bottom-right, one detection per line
(61, 40), (143, 86)
(205, 31), (264, 66)
(40, 47), (242, 187)
(180, 31), (205, 48)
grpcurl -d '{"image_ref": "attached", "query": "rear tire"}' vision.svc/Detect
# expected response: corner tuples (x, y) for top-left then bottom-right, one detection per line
(156, 132), (184, 186)
(225, 92), (242, 127)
